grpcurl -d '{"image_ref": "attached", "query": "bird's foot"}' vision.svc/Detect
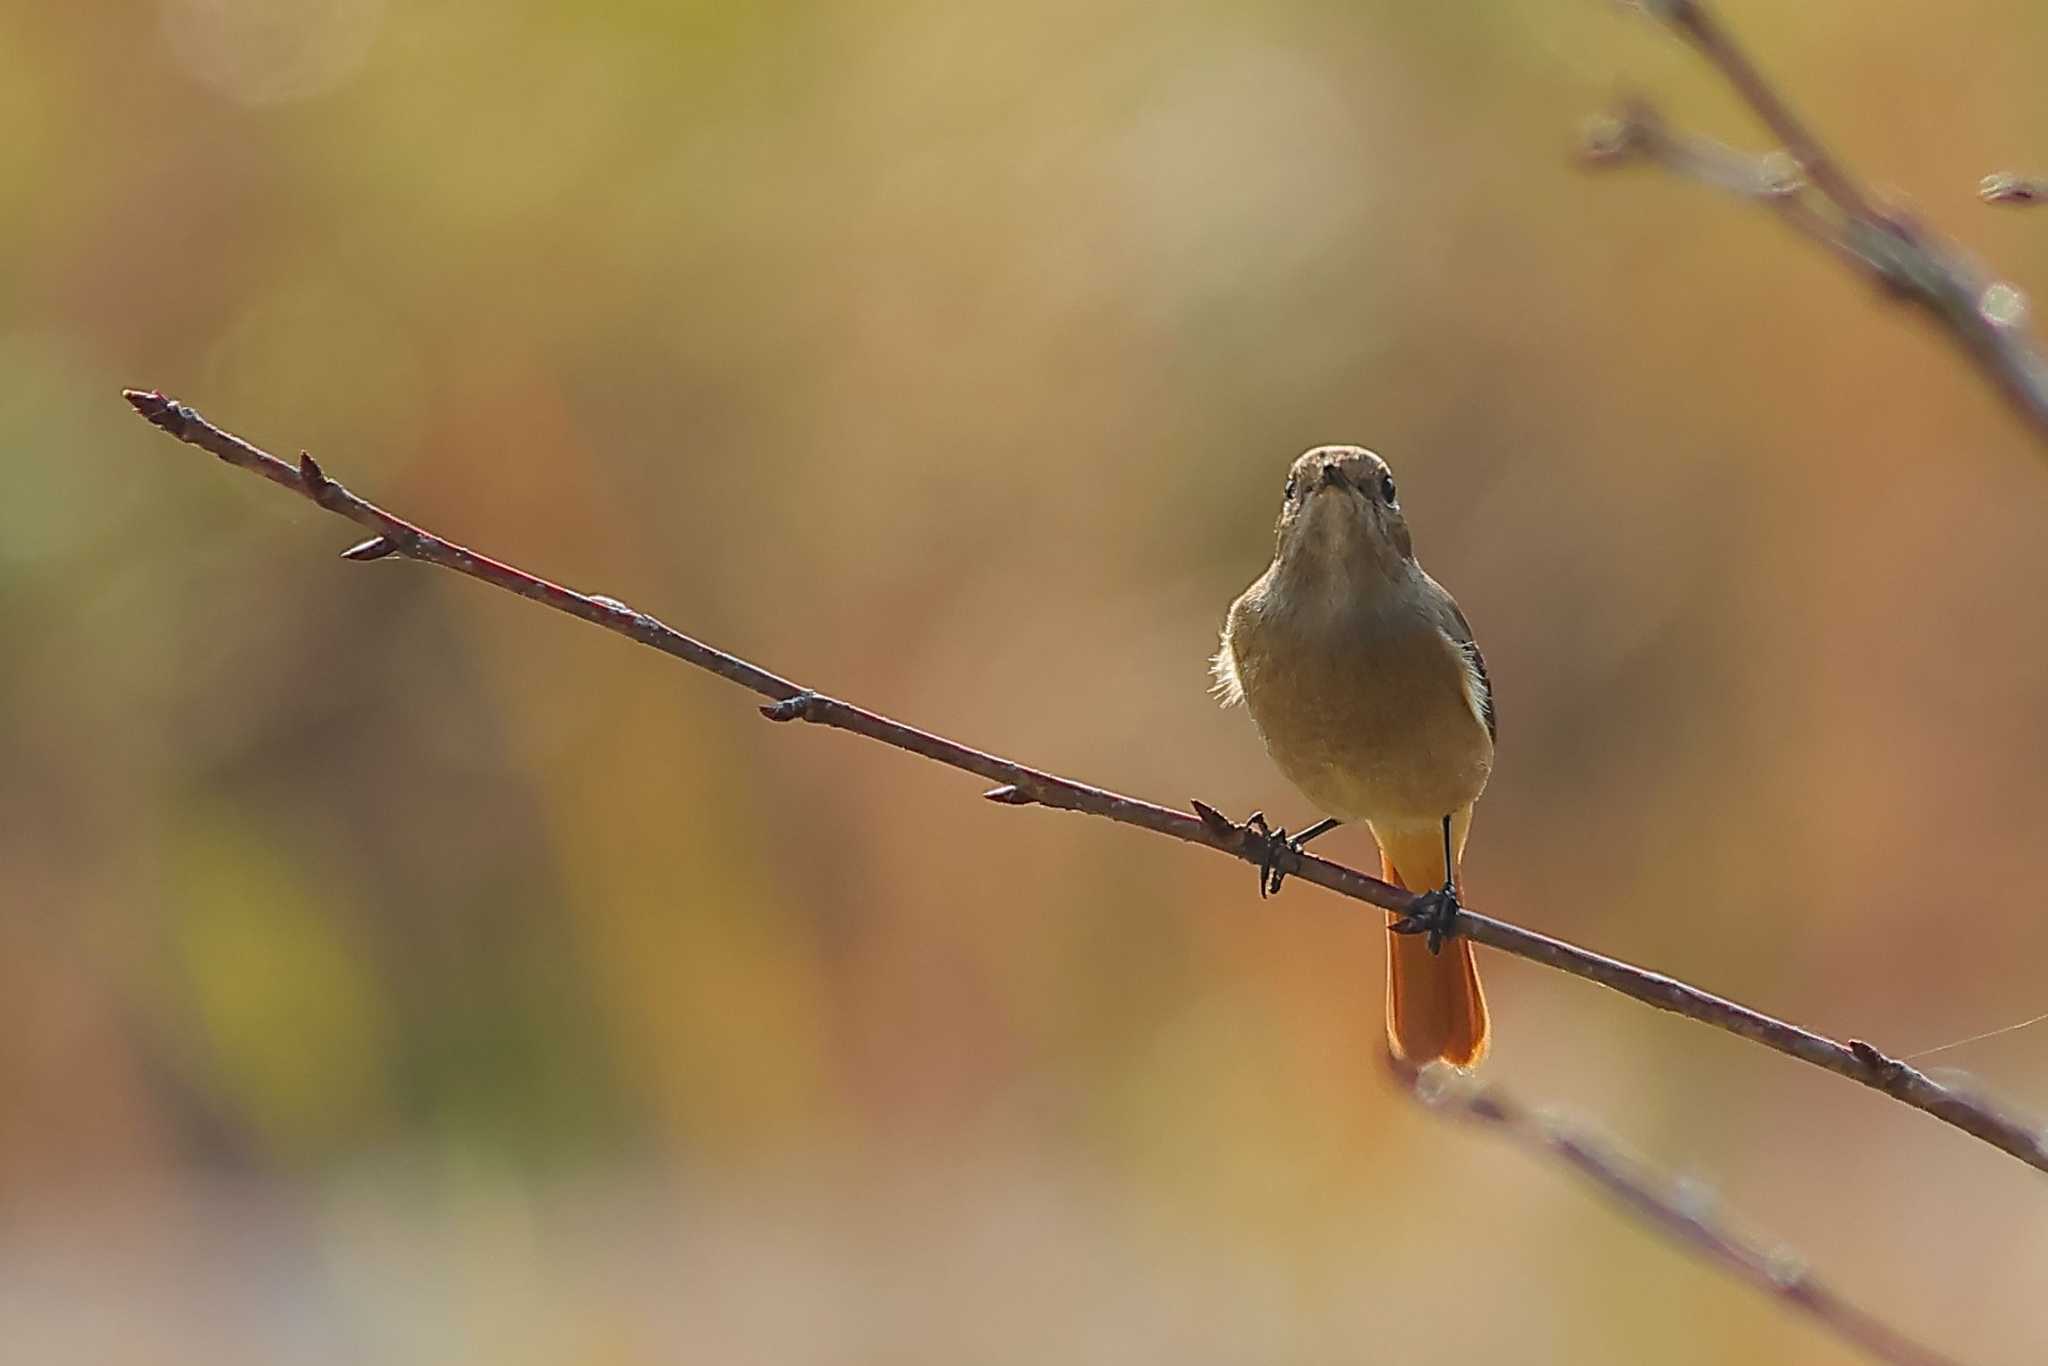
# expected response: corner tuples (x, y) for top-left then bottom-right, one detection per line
(1244, 812), (1305, 898)
(1390, 882), (1462, 955)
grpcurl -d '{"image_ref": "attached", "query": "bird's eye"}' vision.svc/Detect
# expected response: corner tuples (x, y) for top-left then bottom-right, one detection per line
(1379, 472), (1398, 505)
(1283, 474), (1298, 502)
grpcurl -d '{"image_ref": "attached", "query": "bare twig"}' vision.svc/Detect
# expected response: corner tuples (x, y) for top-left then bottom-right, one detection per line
(1649, 0), (1873, 218)
(1407, 1063), (1966, 1366)
(1593, 0), (2048, 445)
(123, 389), (2048, 1188)
(1583, 103), (1876, 278)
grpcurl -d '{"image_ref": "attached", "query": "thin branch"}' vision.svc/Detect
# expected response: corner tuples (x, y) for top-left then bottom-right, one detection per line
(1583, 102), (1880, 279)
(123, 389), (2048, 1188)
(1650, 0), (1874, 219)
(1406, 1063), (1966, 1366)
(1594, 0), (2048, 446)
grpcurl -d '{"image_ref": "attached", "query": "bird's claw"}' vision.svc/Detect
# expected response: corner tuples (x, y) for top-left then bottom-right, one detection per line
(1245, 811), (1302, 898)
(1390, 884), (1462, 955)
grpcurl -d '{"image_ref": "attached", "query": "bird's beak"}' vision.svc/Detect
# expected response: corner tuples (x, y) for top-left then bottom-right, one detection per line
(1318, 464), (1352, 493)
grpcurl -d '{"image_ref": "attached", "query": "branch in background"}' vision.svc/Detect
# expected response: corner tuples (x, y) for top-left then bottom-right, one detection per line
(1586, 0), (2048, 446)
(127, 388), (1994, 1364)
(1582, 103), (1883, 282)
(123, 388), (2048, 1184)
(1406, 1063), (1966, 1366)
(1981, 174), (2048, 207)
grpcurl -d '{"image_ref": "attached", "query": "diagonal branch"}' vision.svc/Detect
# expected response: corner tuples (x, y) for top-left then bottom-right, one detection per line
(1407, 1063), (1966, 1366)
(1590, 0), (2048, 447)
(125, 387), (2003, 1365)
(1648, 0), (1872, 219)
(1582, 102), (1881, 280)
(123, 389), (2048, 1189)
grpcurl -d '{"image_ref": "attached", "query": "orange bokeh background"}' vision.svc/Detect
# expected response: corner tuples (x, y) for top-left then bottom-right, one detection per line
(7, 3), (2048, 1361)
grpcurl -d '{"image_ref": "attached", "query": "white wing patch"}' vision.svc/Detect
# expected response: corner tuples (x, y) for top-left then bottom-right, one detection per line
(1453, 638), (1490, 735)
(1210, 632), (1245, 708)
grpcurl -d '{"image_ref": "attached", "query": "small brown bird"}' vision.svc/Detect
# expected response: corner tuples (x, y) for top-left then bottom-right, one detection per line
(1214, 445), (1494, 1068)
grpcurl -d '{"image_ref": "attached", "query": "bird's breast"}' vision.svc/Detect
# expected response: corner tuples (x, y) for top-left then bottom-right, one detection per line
(1227, 588), (1492, 825)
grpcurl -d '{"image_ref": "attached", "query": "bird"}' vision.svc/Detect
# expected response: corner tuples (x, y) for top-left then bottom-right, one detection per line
(1213, 445), (1494, 1068)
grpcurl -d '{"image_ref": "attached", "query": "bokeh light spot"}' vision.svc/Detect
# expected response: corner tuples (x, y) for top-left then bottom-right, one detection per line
(158, 0), (385, 105)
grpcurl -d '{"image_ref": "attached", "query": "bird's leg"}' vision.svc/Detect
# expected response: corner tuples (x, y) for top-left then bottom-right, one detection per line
(1245, 814), (1342, 897)
(1389, 812), (1462, 954)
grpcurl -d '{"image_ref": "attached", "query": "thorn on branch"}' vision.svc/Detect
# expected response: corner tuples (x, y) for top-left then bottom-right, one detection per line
(760, 690), (819, 723)
(1188, 798), (1238, 839)
(298, 452), (328, 492)
(983, 784), (1035, 805)
(340, 536), (399, 561)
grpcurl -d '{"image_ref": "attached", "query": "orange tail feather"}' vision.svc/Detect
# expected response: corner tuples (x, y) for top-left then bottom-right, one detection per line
(1381, 844), (1489, 1069)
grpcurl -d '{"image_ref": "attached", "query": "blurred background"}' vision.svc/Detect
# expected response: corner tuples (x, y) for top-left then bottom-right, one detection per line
(6, 1), (2048, 1361)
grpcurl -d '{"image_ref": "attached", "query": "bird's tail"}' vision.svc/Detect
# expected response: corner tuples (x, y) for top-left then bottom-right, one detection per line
(1379, 828), (1489, 1070)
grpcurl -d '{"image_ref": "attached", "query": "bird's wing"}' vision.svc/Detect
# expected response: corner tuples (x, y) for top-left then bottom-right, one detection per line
(1441, 597), (1495, 744)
